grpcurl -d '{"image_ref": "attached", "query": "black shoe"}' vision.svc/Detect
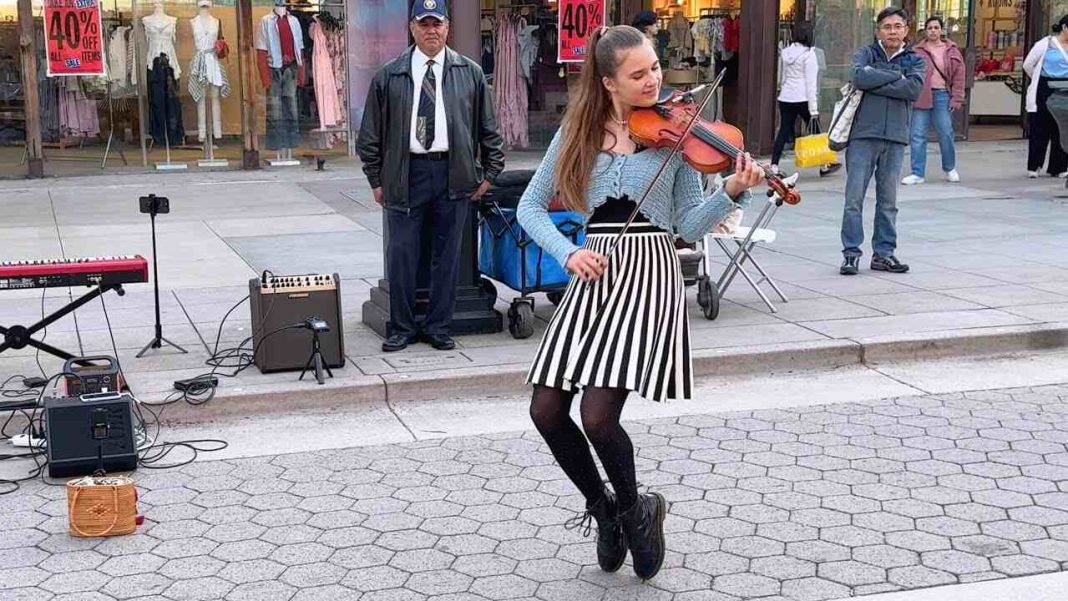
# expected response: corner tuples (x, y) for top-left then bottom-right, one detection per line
(421, 333), (456, 351)
(620, 492), (668, 581)
(382, 334), (414, 352)
(871, 254), (909, 273)
(840, 256), (859, 276)
(565, 488), (627, 573)
(820, 162), (842, 177)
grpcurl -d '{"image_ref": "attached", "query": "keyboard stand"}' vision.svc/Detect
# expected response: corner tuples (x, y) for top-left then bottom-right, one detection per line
(0, 284), (125, 366)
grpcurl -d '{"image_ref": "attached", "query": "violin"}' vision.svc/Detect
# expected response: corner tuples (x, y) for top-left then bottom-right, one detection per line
(628, 88), (802, 206)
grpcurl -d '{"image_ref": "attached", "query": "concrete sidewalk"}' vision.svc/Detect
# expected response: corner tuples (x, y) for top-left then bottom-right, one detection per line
(1, 140), (1065, 413)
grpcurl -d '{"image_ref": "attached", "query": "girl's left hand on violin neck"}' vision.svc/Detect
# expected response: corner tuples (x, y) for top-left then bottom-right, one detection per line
(723, 151), (765, 200)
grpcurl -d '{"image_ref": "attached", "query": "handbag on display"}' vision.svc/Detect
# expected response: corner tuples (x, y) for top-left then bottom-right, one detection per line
(215, 27), (229, 60)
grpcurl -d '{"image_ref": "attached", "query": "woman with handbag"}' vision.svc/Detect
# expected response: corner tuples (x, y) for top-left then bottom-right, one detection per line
(902, 16), (965, 185)
(771, 22), (840, 177)
(1023, 14), (1068, 178)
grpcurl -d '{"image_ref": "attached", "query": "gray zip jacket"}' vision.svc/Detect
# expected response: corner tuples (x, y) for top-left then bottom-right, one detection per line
(849, 42), (925, 145)
(357, 46), (505, 212)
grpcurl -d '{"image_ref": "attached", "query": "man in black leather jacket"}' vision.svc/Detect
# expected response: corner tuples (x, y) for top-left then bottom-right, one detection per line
(357, 0), (505, 353)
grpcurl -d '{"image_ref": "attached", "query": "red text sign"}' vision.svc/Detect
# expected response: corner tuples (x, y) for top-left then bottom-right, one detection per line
(557, 0), (605, 63)
(44, 0), (105, 76)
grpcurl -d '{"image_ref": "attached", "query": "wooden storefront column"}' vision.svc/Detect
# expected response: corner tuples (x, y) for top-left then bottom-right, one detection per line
(18, 0), (43, 178)
(236, 0), (260, 169)
(739, 0), (777, 155)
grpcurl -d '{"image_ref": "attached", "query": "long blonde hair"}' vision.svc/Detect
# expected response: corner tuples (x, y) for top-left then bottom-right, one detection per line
(554, 25), (648, 212)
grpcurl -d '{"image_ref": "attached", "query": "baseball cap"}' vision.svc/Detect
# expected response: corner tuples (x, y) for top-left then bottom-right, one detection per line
(411, 0), (448, 21)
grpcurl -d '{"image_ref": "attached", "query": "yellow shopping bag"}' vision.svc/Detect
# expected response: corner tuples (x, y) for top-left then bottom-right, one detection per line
(794, 132), (838, 168)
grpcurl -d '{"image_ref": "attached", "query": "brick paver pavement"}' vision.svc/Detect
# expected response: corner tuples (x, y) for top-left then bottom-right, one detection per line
(7, 384), (1068, 600)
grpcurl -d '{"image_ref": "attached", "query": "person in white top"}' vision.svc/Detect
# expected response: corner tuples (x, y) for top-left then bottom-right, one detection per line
(772, 22), (840, 176)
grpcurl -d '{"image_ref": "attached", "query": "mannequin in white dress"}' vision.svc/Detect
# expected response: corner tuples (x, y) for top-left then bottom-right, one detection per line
(188, 0), (228, 142)
(143, 1), (180, 80)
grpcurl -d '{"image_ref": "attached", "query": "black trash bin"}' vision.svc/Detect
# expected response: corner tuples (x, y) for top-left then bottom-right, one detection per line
(1046, 81), (1068, 187)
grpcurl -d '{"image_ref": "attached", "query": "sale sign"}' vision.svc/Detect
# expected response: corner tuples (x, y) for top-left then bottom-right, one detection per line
(44, 0), (105, 76)
(557, 0), (606, 63)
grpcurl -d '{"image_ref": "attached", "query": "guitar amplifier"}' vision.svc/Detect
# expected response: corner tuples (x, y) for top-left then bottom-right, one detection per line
(249, 272), (345, 373)
(44, 393), (138, 478)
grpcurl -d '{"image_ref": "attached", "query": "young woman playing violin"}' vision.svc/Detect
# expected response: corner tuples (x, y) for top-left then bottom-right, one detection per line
(516, 25), (765, 581)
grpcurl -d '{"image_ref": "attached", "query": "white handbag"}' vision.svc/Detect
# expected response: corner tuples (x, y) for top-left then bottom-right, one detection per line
(828, 82), (864, 151)
(828, 47), (876, 151)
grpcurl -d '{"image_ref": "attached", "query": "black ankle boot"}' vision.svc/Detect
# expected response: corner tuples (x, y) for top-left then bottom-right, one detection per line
(619, 492), (668, 580)
(565, 489), (627, 572)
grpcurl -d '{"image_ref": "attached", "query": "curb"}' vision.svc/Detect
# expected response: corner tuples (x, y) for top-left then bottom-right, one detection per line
(149, 322), (1068, 422)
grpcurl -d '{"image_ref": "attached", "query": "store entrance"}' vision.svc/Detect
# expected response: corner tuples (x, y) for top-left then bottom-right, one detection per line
(649, 0), (741, 122)
(917, 0), (1025, 142)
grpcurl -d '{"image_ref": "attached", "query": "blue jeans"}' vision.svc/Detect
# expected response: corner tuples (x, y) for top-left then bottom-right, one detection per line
(842, 138), (905, 259)
(909, 89), (956, 177)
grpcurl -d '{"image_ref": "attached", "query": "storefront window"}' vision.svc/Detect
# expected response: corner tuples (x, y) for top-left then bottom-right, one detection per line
(1041, 1), (1068, 32)
(810, 0), (884, 129)
(250, 0), (348, 166)
(0, 3), (26, 178)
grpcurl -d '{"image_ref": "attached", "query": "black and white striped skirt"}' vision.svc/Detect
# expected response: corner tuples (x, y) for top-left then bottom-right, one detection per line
(526, 216), (693, 402)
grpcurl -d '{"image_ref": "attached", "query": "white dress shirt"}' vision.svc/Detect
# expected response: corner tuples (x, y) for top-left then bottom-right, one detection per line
(410, 47), (449, 153)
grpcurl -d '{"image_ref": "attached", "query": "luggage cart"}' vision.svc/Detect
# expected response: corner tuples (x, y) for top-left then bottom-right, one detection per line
(478, 186), (585, 339)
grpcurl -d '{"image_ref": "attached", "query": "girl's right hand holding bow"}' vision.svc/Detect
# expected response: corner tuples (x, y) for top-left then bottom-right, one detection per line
(566, 250), (608, 282)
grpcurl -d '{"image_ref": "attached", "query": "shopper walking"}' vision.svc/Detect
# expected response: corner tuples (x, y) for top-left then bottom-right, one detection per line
(903, 16), (965, 185)
(1023, 14), (1068, 178)
(772, 22), (840, 177)
(839, 6), (924, 276)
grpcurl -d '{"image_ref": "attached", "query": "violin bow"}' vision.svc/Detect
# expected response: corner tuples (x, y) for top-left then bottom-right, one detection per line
(602, 68), (728, 262)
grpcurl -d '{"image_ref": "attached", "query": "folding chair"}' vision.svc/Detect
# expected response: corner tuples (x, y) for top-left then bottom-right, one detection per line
(695, 173), (797, 320)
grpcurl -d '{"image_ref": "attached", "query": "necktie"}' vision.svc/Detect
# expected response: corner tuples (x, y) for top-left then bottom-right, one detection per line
(417, 59), (436, 150)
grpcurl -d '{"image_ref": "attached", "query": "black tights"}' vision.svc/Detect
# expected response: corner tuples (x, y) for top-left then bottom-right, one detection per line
(529, 384), (639, 511)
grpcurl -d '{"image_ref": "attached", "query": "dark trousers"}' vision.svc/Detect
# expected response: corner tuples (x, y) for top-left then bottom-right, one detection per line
(1028, 76), (1068, 175)
(386, 156), (469, 338)
(772, 101), (812, 166)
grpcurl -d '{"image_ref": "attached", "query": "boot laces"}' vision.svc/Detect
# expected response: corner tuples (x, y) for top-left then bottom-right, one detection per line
(564, 511), (594, 537)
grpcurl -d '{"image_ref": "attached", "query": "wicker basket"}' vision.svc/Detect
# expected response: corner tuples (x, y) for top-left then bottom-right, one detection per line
(67, 476), (138, 538)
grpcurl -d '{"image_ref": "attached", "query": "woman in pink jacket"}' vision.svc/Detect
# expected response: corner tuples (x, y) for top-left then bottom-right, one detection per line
(902, 16), (966, 185)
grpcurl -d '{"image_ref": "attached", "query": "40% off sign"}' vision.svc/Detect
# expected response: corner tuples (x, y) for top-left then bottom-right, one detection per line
(557, 0), (606, 63)
(44, 0), (105, 76)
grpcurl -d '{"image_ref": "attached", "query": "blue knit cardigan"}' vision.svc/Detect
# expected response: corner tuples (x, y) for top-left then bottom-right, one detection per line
(516, 130), (751, 267)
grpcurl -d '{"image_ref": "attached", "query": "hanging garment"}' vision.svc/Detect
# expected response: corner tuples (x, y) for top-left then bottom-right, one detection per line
(310, 20), (343, 130)
(37, 37), (60, 142)
(188, 15), (230, 102)
(148, 55), (184, 146)
(266, 63), (300, 149)
(493, 15), (528, 148)
(144, 15), (181, 79)
(724, 17), (740, 53)
(691, 19), (712, 62)
(517, 24), (539, 82)
(57, 78), (100, 138)
(108, 26), (129, 84)
(325, 27), (346, 119)
(668, 14), (693, 54)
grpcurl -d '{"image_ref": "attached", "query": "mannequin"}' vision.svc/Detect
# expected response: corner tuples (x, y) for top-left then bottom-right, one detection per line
(144, 1), (184, 149)
(143, 2), (180, 80)
(188, 0), (229, 144)
(255, 0), (305, 162)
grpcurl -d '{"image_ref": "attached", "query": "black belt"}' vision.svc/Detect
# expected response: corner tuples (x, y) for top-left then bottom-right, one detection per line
(411, 151), (449, 161)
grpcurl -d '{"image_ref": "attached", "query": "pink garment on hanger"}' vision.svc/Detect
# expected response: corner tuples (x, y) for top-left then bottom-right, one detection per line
(310, 21), (343, 130)
(493, 15), (528, 148)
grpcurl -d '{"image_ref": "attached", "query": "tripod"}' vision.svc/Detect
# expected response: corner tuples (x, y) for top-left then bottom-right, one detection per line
(299, 327), (333, 385)
(137, 195), (188, 358)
